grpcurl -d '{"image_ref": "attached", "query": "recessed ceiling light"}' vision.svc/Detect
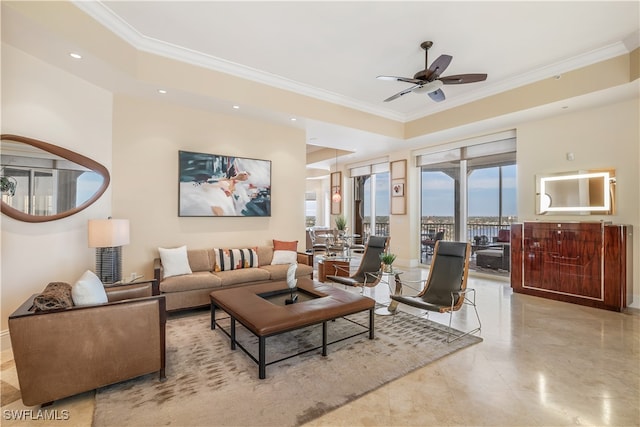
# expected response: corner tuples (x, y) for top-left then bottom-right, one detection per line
(158, 89), (167, 94)
(290, 118), (297, 122)
(69, 53), (82, 59)
(233, 105), (240, 109)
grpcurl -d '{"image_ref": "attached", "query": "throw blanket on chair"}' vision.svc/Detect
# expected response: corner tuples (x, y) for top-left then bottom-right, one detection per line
(32, 282), (74, 311)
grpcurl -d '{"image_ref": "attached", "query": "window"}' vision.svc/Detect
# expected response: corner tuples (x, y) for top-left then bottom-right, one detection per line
(418, 136), (517, 275)
(351, 161), (390, 239)
(305, 192), (317, 227)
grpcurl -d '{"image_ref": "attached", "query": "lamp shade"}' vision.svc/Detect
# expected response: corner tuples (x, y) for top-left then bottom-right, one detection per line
(88, 219), (130, 248)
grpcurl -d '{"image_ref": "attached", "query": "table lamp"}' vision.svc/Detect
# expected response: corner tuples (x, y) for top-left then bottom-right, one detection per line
(88, 218), (130, 284)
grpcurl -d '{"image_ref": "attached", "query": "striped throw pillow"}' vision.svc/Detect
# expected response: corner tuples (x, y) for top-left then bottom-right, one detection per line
(213, 248), (259, 272)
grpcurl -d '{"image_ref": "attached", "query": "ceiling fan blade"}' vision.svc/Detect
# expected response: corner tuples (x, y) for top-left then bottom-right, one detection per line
(427, 54), (453, 80)
(428, 88), (446, 102)
(377, 75), (423, 85)
(439, 73), (488, 84)
(383, 85), (421, 102)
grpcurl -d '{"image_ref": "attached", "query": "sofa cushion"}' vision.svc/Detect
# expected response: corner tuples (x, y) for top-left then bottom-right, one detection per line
(159, 246), (193, 278)
(214, 248), (259, 271)
(260, 263), (313, 281)
(160, 271), (222, 293)
(256, 246), (274, 266)
(187, 249), (214, 272)
(213, 268), (270, 287)
(72, 270), (108, 306)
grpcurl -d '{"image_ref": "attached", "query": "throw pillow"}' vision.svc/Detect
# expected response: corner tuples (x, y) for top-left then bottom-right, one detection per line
(214, 248), (259, 272)
(271, 250), (297, 265)
(273, 240), (298, 251)
(271, 240), (298, 265)
(72, 270), (108, 306)
(158, 245), (192, 278)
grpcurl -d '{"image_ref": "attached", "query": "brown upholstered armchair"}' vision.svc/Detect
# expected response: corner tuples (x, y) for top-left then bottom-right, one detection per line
(8, 281), (166, 406)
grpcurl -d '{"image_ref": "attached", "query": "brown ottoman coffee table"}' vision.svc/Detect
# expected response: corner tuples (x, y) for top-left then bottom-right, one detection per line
(210, 277), (375, 379)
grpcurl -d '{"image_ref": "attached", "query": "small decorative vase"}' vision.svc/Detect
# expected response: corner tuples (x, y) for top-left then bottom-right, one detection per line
(383, 263), (392, 273)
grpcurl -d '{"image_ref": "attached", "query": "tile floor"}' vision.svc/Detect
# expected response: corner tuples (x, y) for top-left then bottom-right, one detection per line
(2, 266), (639, 426)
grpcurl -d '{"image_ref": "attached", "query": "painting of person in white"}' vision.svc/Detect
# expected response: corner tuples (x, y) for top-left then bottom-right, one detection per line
(179, 151), (271, 217)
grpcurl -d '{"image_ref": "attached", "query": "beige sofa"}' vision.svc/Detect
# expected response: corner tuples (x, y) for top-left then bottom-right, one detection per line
(154, 246), (314, 311)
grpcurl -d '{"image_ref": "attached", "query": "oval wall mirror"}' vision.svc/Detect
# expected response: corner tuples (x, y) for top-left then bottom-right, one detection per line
(1, 134), (110, 222)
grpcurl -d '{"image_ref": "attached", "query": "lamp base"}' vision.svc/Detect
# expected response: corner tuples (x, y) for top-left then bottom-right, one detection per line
(95, 246), (122, 284)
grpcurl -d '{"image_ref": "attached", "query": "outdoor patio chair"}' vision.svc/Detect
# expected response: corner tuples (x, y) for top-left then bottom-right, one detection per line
(422, 230), (445, 255)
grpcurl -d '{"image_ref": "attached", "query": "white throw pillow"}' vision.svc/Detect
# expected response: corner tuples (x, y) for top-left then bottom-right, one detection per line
(159, 245), (193, 278)
(72, 270), (108, 306)
(271, 250), (297, 265)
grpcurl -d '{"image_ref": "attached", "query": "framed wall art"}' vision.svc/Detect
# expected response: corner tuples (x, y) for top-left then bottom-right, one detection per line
(178, 150), (271, 217)
(392, 183), (404, 197)
(390, 159), (406, 215)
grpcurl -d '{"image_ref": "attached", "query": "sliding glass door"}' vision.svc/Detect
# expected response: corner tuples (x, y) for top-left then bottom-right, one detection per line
(420, 166), (459, 263)
(354, 171), (390, 239)
(418, 139), (517, 275)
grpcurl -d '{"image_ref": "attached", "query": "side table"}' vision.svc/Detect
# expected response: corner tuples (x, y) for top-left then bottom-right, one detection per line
(317, 256), (351, 282)
(373, 269), (404, 316)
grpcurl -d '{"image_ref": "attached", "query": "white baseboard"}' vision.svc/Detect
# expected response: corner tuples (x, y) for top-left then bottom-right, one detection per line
(1, 329), (11, 351)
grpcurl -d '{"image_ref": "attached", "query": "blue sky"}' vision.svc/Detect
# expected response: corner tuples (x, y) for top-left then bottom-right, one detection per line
(422, 165), (517, 217)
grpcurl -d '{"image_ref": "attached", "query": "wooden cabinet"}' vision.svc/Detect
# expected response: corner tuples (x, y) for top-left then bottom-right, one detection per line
(511, 222), (632, 312)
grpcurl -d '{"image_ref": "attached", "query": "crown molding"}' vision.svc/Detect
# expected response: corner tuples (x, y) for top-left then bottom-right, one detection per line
(74, 1), (634, 125)
(72, 1), (406, 122)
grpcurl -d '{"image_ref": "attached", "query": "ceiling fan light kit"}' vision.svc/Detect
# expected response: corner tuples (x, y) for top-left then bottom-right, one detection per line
(378, 41), (487, 103)
(412, 79), (443, 94)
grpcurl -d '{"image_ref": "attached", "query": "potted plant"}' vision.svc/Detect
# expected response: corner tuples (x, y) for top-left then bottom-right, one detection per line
(335, 215), (347, 233)
(380, 252), (397, 273)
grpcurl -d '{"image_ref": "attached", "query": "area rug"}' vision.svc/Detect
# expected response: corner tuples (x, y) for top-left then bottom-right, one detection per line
(94, 307), (482, 427)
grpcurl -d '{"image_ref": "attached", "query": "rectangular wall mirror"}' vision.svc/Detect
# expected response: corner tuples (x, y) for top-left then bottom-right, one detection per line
(536, 169), (616, 215)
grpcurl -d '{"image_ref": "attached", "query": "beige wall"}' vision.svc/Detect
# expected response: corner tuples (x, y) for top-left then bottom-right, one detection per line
(111, 95), (308, 281)
(1, 45), (113, 333)
(517, 98), (639, 306)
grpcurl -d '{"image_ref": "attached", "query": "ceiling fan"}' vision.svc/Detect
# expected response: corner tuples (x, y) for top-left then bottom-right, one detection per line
(377, 41), (487, 103)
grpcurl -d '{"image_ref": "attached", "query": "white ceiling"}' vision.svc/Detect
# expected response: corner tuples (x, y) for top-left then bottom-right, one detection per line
(4, 1), (640, 170)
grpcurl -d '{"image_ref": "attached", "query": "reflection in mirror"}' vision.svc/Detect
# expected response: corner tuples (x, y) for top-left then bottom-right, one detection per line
(1, 135), (110, 222)
(536, 169), (616, 215)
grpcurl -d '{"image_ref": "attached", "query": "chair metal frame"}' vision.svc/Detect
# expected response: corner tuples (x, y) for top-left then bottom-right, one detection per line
(392, 241), (481, 343)
(308, 228), (328, 255)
